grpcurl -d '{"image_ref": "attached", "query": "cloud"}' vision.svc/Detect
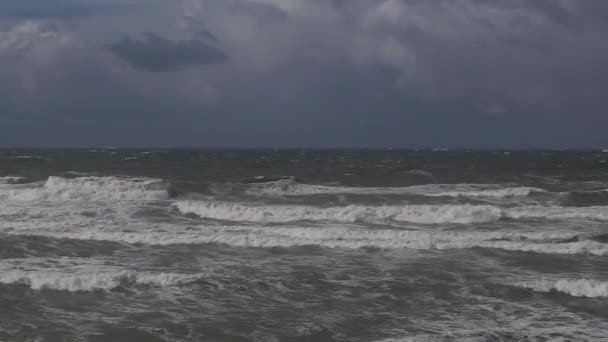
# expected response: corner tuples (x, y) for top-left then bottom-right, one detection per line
(0, 4), (126, 20)
(108, 33), (227, 72)
(1, 0), (608, 147)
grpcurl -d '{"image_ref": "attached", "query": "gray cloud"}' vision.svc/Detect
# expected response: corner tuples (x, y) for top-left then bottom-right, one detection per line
(1, 0), (607, 148)
(108, 33), (227, 72)
(0, 5), (126, 20)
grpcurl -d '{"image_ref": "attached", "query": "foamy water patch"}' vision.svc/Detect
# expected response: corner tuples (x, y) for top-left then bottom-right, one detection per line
(518, 279), (608, 298)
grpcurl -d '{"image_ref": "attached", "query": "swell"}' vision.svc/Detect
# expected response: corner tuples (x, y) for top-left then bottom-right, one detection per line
(561, 189), (608, 207)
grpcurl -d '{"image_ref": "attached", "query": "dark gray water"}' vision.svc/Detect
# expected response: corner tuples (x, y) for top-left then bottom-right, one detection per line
(1, 149), (607, 341)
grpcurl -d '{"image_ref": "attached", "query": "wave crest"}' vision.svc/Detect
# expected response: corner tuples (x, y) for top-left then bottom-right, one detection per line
(176, 201), (503, 224)
(0, 176), (24, 184)
(1, 176), (169, 201)
(176, 200), (608, 224)
(245, 179), (543, 198)
(7, 226), (607, 256)
(518, 279), (608, 298)
(0, 269), (205, 292)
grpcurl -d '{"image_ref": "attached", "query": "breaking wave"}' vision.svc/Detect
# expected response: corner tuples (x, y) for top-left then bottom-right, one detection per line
(0, 176), (169, 201)
(518, 279), (608, 298)
(0, 176), (24, 184)
(0, 270), (206, 292)
(176, 201), (503, 224)
(0, 258), (206, 292)
(245, 179), (543, 198)
(6, 225), (607, 256)
(176, 200), (608, 224)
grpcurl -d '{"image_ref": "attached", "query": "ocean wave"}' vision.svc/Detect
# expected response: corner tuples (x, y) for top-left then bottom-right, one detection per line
(518, 279), (608, 298)
(176, 200), (608, 224)
(0, 176), (169, 201)
(0, 176), (24, 184)
(245, 179), (543, 198)
(0, 258), (205, 292)
(176, 201), (503, 224)
(6, 226), (607, 256)
(506, 206), (608, 221)
(0, 270), (205, 292)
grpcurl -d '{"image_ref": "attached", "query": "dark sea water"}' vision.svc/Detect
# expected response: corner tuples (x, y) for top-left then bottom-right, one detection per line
(1, 149), (607, 341)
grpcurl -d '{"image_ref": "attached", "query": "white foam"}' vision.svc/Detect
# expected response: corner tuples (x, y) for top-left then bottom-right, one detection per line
(0, 176), (169, 201)
(246, 180), (542, 198)
(518, 279), (608, 298)
(176, 201), (503, 224)
(176, 200), (608, 224)
(0, 258), (205, 292)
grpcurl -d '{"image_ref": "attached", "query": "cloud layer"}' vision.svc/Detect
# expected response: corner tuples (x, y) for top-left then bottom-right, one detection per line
(1, 0), (607, 147)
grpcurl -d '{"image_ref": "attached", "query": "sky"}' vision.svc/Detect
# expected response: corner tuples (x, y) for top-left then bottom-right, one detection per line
(0, 0), (607, 148)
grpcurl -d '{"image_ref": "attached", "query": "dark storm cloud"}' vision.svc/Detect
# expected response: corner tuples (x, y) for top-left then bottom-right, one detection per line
(108, 33), (227, 72)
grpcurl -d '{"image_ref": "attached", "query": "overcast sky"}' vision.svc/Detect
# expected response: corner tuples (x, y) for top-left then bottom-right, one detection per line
(1, 0), (607, 148)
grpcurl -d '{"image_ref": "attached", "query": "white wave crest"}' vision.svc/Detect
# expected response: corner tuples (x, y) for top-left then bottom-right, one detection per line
(0, 258), (205, 292)
(176, 200), (608, 224)
(518, 279), (608, 298)
(1, 176), (169, 201)
(176, 201), (503, 224)
(6, 225), (607, 256)
(0, 176), (23, 184)
(506, 206), (608, 221)
(431, 187), (538, 198)
(246, 180), (542, 198)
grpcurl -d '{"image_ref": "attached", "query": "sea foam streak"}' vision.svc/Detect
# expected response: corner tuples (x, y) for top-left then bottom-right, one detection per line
(246, 179), (542, 198)
(176, 200), (608, 224)
(0, 176), (169, 201)
(518, 279), (608, 298)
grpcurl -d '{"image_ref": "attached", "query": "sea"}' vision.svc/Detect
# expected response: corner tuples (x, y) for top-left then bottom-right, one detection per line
(0, 149), (607, 342)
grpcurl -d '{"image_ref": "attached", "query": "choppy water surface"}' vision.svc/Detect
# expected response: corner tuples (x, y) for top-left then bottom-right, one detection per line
(1, 149), (607, 341)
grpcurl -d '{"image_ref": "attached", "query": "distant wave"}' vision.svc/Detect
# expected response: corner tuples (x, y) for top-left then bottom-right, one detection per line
(0, 176), (169, 201)
(6, 226), (607, 256)
(176, 200), (608, 224)
(244, 179), (544, 198)
(518, 279), (608, 298)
